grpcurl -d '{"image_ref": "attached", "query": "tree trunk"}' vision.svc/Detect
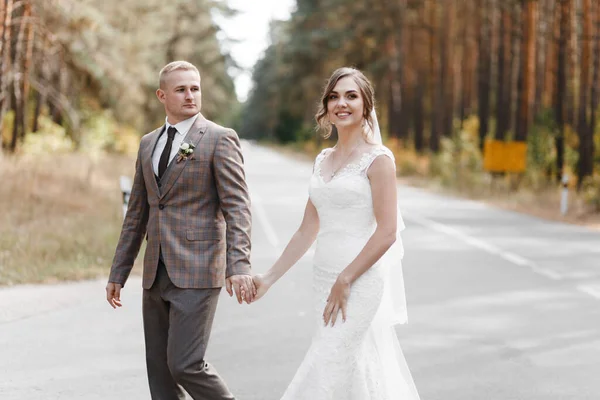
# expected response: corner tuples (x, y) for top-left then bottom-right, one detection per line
(441, 0), (455, 138)
(0, 0), (13, 148)
(414, 2), (427, 152)
(555, 0), (571, 181)
(32, 36), (49, 133)
(508, 1), (522, 135)
(398, 84), (412, 141)
(384, 0), (405, 140)
(10, 0), (30, 151)
(414, 68), (425, 152)
(9, 89), (18, 151)
(20, 0), (33, 139)
(436, 1), (448, 143)
(567, 0), (578, 127)
(534, 0), (552, 114)
(429, 0), (441, 152)
(577, 0), (592, 187)
(582, 0), (600, 188)
(477, 0), (492, 150)
(32, 89), (42, 132)
(458, 0), (470, 127)
(515, 0), (537, 142)
(544, 1), (559, 110)
(398, 20), (411, 142)
(496, 1), (510, 140)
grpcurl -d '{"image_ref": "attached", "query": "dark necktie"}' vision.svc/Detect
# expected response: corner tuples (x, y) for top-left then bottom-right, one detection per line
(158, 126), (177, 179)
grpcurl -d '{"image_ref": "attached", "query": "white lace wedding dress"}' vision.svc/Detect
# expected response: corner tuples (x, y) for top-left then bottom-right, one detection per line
(281, 146), (420, 400)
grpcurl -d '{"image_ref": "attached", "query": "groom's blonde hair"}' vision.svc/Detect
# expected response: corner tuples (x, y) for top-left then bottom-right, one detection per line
(159, 61), (200, 89)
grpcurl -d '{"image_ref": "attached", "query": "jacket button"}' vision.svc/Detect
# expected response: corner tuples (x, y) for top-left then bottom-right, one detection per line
(157, 182), (162, 187)
(158, 204), (165, 210)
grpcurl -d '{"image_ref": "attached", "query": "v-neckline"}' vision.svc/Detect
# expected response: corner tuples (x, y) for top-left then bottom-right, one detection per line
(317, 147), (378, 184)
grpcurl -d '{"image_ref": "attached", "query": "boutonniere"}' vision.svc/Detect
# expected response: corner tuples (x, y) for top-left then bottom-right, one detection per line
(176, 142), (196, 162)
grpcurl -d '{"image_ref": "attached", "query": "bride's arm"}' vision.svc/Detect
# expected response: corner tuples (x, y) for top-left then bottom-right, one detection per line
(253, 198), (320, 300)
(341, 155), (398, 282)
(323, 154), (397, 325)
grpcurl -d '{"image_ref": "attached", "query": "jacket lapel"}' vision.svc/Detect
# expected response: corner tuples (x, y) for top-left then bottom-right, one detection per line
(159, 115), (208, 199)
(143, 126), (164, 197)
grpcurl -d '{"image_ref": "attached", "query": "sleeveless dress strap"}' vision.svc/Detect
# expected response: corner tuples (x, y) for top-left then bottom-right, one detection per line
(360, 146), (395, 175)
(313, 148), (332, 174)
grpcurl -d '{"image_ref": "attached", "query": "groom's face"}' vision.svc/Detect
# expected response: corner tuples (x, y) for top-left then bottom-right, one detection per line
(156, 69), (202, 124)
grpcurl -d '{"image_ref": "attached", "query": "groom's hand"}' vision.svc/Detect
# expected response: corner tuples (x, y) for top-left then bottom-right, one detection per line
(105, 282), (123, 309)
(226, 275), (256, 304)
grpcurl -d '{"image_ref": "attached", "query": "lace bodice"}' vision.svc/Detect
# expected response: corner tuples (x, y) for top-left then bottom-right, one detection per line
(309, 146), (396, 269)
(310, 147), (395, 229)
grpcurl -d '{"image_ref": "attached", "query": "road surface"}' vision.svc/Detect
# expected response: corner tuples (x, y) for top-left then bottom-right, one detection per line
(1, 142), (599, 399)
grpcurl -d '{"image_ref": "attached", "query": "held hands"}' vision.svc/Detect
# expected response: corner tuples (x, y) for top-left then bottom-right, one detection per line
(228, 273), (273, 304)
(226, 274), (257, 304)
(251, 274), (273, 302)
(323, 274), (351, 327)
(105, 282), (123, 309)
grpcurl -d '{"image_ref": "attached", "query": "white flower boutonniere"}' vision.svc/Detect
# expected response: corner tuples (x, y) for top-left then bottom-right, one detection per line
(176, 142), (196, 163)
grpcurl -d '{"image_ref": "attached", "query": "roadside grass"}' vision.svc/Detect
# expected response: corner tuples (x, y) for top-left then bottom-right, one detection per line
(0, 152), (140, 286)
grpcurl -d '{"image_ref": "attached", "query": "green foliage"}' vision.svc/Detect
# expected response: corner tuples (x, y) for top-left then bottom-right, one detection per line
(17, 110), (139, 157)
(4, 0), (237, 151)
(1, 111), (15, 149)
(241, 0), (405, 142)
(80, 110), (140, 156)
(525, 111), (558, 189)
(275, 110), (305, 143)
(430, 129), (485, 191)
(581, 174), (600, 211)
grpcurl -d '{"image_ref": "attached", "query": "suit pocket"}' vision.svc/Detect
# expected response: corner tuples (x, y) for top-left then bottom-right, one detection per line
(186, 229), (221, 242)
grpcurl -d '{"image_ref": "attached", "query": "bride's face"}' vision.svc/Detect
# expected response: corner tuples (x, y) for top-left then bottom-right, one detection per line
(327, 76), (364, 130)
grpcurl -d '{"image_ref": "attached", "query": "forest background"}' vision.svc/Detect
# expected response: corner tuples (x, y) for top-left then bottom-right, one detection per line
(1, 0), (598, 285)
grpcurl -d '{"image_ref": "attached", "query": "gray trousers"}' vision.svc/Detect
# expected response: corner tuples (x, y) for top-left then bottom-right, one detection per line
(143, 262), (234, 400)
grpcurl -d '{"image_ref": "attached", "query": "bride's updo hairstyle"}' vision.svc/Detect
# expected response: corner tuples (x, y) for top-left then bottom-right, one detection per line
(315, 67), (376, 140)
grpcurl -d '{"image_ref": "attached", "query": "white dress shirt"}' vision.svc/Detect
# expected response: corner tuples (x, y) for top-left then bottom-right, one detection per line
(152, 113), (200, 176)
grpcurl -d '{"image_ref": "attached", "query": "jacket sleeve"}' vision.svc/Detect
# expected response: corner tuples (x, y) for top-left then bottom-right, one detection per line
(108, 144), (150, 286)
(213, 129), (252, 277)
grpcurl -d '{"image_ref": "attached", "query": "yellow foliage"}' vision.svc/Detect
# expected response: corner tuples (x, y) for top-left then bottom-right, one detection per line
(21, 117), (74, 155)
(461, 115), (480, 140)
(582, 174), (600, 212)
(114, 126), (142, 156)
(385, 138), (430, 177)
(1, 111), (14, 147)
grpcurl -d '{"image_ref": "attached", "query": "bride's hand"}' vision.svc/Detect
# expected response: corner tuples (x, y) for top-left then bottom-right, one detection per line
(323, 275), (351, 327)
(251, 274), (273, 302)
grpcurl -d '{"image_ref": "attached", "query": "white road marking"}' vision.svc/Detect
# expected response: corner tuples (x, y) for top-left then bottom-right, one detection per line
(577, 284), (600, 300)
(252, 193), (280, 254)
(406, 213), (563, 281)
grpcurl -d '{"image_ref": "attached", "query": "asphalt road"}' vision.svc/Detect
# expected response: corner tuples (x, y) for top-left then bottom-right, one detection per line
(1, 141), (599, 400)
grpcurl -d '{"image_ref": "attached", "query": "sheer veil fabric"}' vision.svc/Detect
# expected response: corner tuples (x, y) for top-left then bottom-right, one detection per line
(368, 107), (408, 327)
(368, 108), (420, 400)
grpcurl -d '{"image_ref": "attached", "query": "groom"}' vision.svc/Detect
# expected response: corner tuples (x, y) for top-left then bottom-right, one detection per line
(105, 60), (254, 399)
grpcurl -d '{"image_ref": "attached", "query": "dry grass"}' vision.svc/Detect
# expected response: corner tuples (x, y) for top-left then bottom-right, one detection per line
(0, 152), (139, 286)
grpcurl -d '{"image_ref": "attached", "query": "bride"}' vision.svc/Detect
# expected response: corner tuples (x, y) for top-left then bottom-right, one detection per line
(252, 67), (420, 400)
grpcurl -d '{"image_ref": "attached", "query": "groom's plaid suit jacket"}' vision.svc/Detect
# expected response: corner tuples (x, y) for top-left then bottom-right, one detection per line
(108, 115), (252, 289)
